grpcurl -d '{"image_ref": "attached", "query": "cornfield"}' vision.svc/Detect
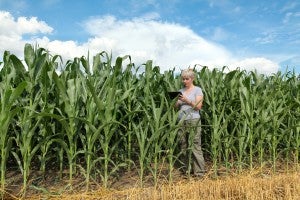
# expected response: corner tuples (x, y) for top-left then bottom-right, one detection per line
(0, 44), (299, 198)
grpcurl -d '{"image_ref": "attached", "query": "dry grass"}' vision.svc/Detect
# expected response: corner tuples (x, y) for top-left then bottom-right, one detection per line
(17, 169), (300, 200)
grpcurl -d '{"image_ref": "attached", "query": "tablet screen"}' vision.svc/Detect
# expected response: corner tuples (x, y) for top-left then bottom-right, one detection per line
(168, 91), (182, 99)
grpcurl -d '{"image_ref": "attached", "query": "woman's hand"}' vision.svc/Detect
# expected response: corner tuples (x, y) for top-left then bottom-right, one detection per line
(179, 94), (189, 104)
(179, 94), (203, 110)
(175, 94), (188, 108)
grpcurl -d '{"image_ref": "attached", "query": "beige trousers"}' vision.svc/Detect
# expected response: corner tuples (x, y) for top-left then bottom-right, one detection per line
(178, 118), (205, 175)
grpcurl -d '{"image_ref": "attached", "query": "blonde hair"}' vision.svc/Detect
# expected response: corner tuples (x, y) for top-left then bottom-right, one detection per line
(181, 68), (195, 79)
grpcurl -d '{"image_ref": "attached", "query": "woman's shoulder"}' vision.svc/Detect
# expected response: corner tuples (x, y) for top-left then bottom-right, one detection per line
(193, 86), (203, 95)
(194, 86), (202, 91)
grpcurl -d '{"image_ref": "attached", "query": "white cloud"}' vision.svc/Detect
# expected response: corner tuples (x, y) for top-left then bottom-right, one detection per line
(0, 11), (53, 56)
(34, 37), (86, 60)
(16, 16), (53, 34)
(84, 16), (231, 65)
(0, 11), (53, 35)
(229, 57), (279, 75)
(0, 11), (279, 75)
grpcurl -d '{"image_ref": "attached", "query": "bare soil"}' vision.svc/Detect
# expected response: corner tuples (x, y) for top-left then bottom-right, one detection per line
(2, 162), (299, 199)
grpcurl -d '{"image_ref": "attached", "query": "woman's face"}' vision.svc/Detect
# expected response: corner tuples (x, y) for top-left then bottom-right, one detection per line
(181, 76), (193, 87)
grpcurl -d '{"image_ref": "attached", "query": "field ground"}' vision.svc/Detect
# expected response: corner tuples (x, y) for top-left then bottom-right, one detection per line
(2, 163), (300, 200)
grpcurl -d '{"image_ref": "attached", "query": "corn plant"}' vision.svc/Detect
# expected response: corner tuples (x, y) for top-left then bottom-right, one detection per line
(162, 96), (182, 182)
(0, 80), (27, 194)
(52, 58), (86, 183)
(119, 64), (140, 170)
(290, 75), (300, 166)
(133, 118), (150, 187)
(143, 95), (170, 187)
(0, 51), (28, 195)
(266, 73), (293, 171)
(77, 55), (101, 190)
(199, 67), (229, 174)
(9, 46), (60, 195)
(12, 97), (43, 195)
(85, 56), (132, 188)
(24, 44), (61, 176)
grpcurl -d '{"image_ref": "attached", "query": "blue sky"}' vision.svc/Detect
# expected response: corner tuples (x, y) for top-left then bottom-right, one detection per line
(0, 0), (300, 74)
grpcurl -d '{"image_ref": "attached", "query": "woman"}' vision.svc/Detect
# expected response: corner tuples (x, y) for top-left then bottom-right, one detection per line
(175, 68), (205, 177)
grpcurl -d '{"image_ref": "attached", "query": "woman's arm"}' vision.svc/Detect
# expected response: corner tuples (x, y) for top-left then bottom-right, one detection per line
(192, 95), (203, 110)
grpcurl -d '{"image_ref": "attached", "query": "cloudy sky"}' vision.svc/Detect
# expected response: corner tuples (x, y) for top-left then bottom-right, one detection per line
(0, 0), (300, 74)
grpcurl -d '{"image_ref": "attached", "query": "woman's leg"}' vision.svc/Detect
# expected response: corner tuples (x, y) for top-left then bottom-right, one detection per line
(178, 124), (188, 172)
(189, 119), (205, 176)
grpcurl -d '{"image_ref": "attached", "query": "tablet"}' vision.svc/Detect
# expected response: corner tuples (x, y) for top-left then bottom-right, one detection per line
(168, 91), (182, 99)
